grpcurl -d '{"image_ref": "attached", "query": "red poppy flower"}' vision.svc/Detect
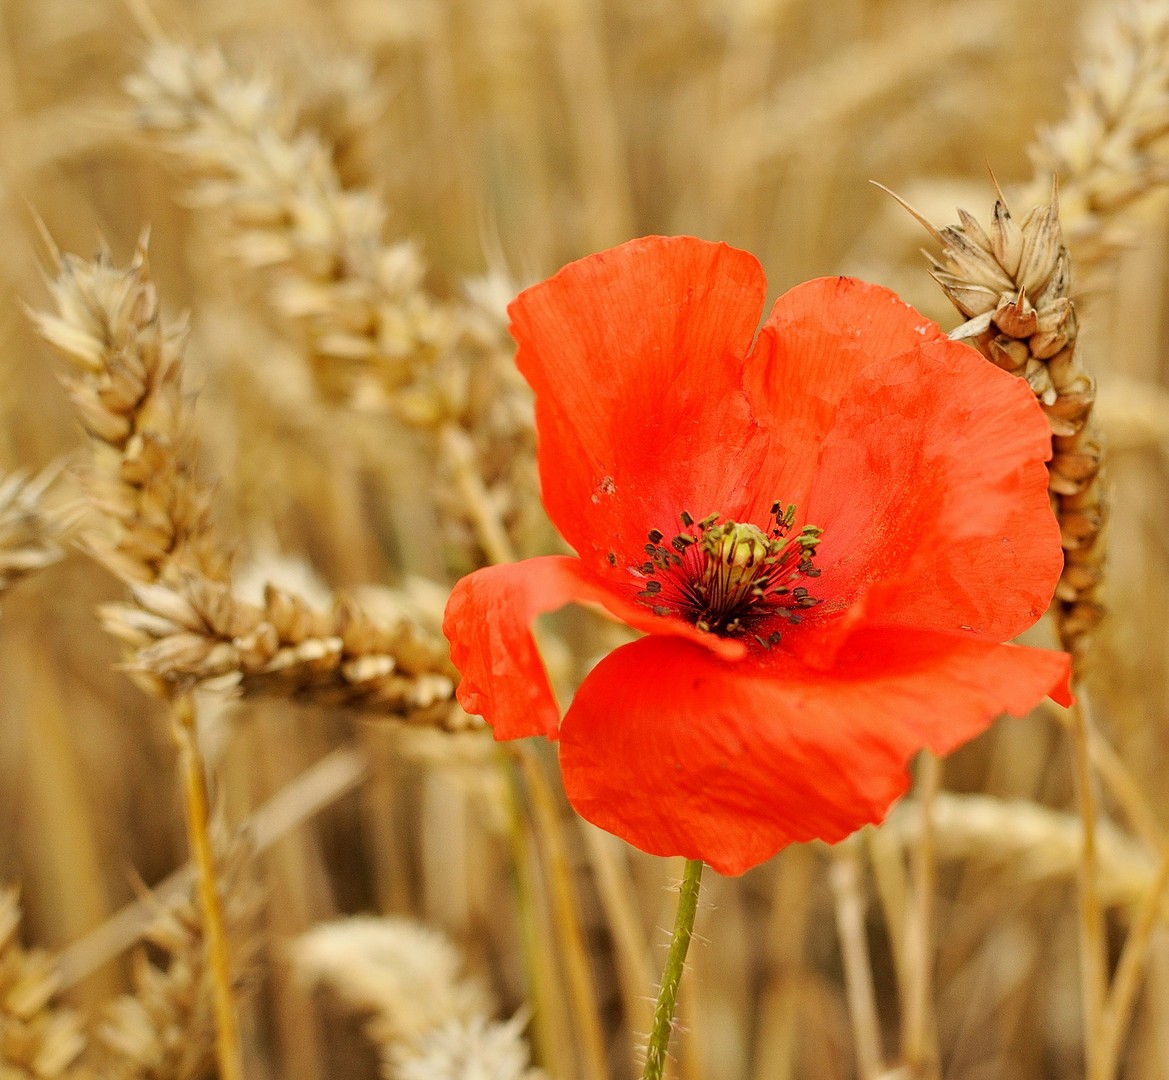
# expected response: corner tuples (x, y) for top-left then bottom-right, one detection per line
(443, 235), (1070, 876)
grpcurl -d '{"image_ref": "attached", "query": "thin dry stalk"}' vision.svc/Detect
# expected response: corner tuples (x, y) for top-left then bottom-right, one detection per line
(579, 825), (655, 1060)
(1099, 828), (1169, 1080)
(900, 754), (940, 1080)
(171, 694), (242, 1080)
(500, 750), (573, 1080)
(1023, 0), (1169, 285)
(0, 889), (89, 1079)
(516, 747), (608, 1080)
(828, 840), (885, 1080)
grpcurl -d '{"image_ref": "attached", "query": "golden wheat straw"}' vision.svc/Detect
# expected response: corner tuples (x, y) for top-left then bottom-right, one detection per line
(828, 840), (885, 1080)
(579, 824), (656, 1060)
(864, 826), (911, 1014)
(1099, 829), (1169, 1080)
(500, 749), (574, 1080)
(173, 694), (242, 1080)
(756, 844), (817, 1080)
(0, 890), (89, 1079)
(515, 745), (608, 1080)
(900, 754), (940, 1080)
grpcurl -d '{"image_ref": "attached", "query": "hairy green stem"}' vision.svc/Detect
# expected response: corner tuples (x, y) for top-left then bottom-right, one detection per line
(643, 858), (704, 1080)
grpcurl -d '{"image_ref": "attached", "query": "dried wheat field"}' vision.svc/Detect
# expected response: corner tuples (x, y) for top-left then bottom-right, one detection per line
(1, 0), (1167, 1078)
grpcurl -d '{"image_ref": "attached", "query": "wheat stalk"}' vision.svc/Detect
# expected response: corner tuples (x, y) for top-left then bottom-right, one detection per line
(26, 236), (247, 1080)
(26, 236), (468, 1079)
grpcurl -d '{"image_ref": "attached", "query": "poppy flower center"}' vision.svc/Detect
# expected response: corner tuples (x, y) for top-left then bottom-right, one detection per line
(627, 502), (823, 644)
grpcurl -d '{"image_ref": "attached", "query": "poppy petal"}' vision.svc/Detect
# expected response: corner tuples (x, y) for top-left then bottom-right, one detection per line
(508, 236), (771, 578)
(559, 628), (1070, 875)
(739, 277), (1059, 659)
(788, 338), (1060, 662)
(443, 555), (747, 740)
(737, 276), (947, 520)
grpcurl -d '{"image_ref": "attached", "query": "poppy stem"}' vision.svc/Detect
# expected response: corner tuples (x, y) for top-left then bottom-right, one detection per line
(643, 858), (704, 1080)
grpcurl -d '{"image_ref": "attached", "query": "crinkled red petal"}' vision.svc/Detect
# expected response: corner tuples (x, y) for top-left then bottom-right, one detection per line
(559, 628), (1070, 875)
(442, 555), (746, 740)
(737, 276), (947, 520)
(508, 236), (770, 581)
(739, 278), (1061, 664)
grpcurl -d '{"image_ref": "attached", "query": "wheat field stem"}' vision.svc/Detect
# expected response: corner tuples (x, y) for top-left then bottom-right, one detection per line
(829, 840), (885, 1080)
(901, 753), (941, 1079)
(170, 692), (243, 1080)
(1101, 830), (1169, 1080)
(517, 744), (609, 1080)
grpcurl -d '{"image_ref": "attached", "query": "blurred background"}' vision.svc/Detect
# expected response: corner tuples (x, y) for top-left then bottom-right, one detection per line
(1, 0), (1168, 1078)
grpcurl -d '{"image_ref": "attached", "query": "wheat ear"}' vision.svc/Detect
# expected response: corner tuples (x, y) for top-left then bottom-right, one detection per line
(291, 916), (544, 1080)
(100, 574), (462, 725)
(0, 889), (89, 1079)
(898, 182), (1105, 662)
(0, 464), (71, 597)
(28, 241), (460, 720)
(27, 237), (245, 1080)
(1022, 0), (1169, 287)
(92, 834), (264, 1080)
(901, 181), (1111, 1075)
(26, 238), (463, 1080)
(126, 42), (537, 567)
